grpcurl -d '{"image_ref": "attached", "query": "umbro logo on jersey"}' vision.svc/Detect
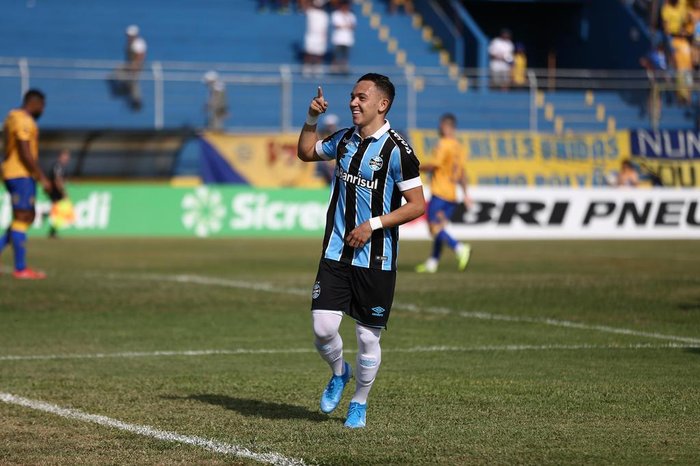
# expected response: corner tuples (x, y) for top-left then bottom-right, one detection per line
(371, 306), (386, 317)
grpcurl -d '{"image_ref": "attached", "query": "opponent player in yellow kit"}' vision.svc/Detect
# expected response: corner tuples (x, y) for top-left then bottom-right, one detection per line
(1, 89), (51, 279)
(415, 113), (471, 273)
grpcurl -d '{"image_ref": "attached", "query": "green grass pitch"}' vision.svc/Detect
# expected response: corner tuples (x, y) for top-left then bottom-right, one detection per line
(1, 238), (699, 465)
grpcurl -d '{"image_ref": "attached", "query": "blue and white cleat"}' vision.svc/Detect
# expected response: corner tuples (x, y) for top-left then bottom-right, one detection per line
(344, 401), (367, 428)
(320, 361), (352, 414)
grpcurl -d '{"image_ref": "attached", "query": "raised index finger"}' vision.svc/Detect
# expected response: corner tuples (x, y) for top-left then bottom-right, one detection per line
(317, 86), (324, 99)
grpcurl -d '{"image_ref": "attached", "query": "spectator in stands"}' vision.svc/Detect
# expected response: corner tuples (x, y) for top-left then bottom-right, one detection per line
(109, 25), (147, 111)
(331, 1), (356, 75)
(388, 0), (414, 14)
(203, 71), (229, 131)
(320, 113), (339, 135)
(640, 41), (671, 119)
(670, 33), (693, 104)
(688, 0), (700, 68)
(316, 113), (339, 183)
(303, 0), (330, 78)
(261, 0), (311, 13)
(488, 29), (514, 90)
(511, 43), (527, 87)
(661, 0), (687, 38)
(616, 160), (640, 187)
(123, 25), (147, 110)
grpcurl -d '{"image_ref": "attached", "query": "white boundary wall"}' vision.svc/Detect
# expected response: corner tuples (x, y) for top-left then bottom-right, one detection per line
(400, 188), (700, 240)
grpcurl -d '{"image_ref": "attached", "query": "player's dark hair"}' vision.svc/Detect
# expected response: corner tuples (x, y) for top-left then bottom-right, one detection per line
(357, 73), (395, 114)
(440, 113), (457, 126)
(23, 89), (45, 104)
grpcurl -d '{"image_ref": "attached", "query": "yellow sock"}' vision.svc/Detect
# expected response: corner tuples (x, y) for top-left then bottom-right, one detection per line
(10, 220), (30, 232)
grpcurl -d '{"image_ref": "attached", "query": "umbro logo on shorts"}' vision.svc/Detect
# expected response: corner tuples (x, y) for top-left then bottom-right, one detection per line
(371, 306), (385, 317)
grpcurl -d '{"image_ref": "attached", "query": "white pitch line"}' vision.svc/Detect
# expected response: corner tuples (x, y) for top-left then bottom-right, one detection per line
(112, 273), (700, 346)
(396, 303), (700, 345)
(0, 393), (308, 466)
(1, 343), (698, 362)
(0, 348), (316, 362)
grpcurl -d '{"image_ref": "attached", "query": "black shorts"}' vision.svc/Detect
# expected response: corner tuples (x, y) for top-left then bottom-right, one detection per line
(311, 258), (396, 329)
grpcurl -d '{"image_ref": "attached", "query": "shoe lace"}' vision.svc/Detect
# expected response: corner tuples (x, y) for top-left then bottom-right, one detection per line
(347, 403), (361, 418)
(326, 376), (340, 393)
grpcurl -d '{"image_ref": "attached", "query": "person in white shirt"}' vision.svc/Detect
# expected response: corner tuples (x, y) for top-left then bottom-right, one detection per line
(124, 25), (147, 109)
(110, 25), (148, 110)
(203, 71), (229, 131)
(488, 28), (514, 90)
(304, 0), (330, 78)
(331, 1), (356, 74)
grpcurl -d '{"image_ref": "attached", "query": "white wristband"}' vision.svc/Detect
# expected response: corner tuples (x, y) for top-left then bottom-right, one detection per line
(305, 114), (319, 126)
(369, 216), (383, 231)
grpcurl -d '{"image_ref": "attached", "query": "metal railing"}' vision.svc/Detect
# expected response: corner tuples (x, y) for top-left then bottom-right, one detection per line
(0, 56), (683, 132)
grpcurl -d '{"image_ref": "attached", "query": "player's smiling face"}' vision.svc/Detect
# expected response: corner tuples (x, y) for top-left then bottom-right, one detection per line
(349, 80), (388, 128)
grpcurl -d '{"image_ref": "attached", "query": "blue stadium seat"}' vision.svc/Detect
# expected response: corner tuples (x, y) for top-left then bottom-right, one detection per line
(0, 1), (691, 131)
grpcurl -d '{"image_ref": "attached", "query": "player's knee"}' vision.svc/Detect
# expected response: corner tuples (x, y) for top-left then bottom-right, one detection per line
(12, 211), (34, 228)
(313, 326), (336, 343)
(14, 210), (32, 223)
(312, 319), (339, 342)
(356, 324), (381, 351)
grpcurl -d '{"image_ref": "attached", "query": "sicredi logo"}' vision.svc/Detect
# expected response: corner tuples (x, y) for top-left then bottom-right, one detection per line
(230, 193), (326, 231)
(0, 192), (111, 231)
(181, 187), (226, 238)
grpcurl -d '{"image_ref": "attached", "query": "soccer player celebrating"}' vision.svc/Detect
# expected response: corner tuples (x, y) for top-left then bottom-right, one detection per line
(415, 113), (471, 274)
(0, 89), (51, 279)
(297, 74), (425, 428)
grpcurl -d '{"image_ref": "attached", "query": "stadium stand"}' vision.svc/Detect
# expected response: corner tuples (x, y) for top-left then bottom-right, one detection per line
(0, 0), (694, 132)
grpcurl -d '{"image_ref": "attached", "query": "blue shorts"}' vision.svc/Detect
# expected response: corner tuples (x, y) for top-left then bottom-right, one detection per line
(427, 195), (458, 224)
(5, 177), (37, 212)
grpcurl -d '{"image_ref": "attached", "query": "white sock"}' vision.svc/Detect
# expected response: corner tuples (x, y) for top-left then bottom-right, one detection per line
(455, 243), (467, 254)
(311, 310), (345, 376)
(425, 257), (438, 271)
(352, 323), (382, 405)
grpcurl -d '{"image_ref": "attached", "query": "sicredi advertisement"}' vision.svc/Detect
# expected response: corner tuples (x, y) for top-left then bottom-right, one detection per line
(2, 185), (697, 239)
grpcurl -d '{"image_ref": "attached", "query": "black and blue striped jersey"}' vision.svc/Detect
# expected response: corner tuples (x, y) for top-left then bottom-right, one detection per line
(314, 121), (422, 271)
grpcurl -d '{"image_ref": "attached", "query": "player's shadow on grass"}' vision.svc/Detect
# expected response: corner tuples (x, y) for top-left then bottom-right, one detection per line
(164, 394), (329, 422)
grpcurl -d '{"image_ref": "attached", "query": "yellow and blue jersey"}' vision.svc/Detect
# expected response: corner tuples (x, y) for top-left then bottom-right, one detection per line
(315, 121), (422, 271)
(429, 137), (467, 202)
(2, 109), (39, 180)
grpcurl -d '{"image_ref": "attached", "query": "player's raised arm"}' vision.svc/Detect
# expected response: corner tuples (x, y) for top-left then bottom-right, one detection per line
(297, 86), (329, 162)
